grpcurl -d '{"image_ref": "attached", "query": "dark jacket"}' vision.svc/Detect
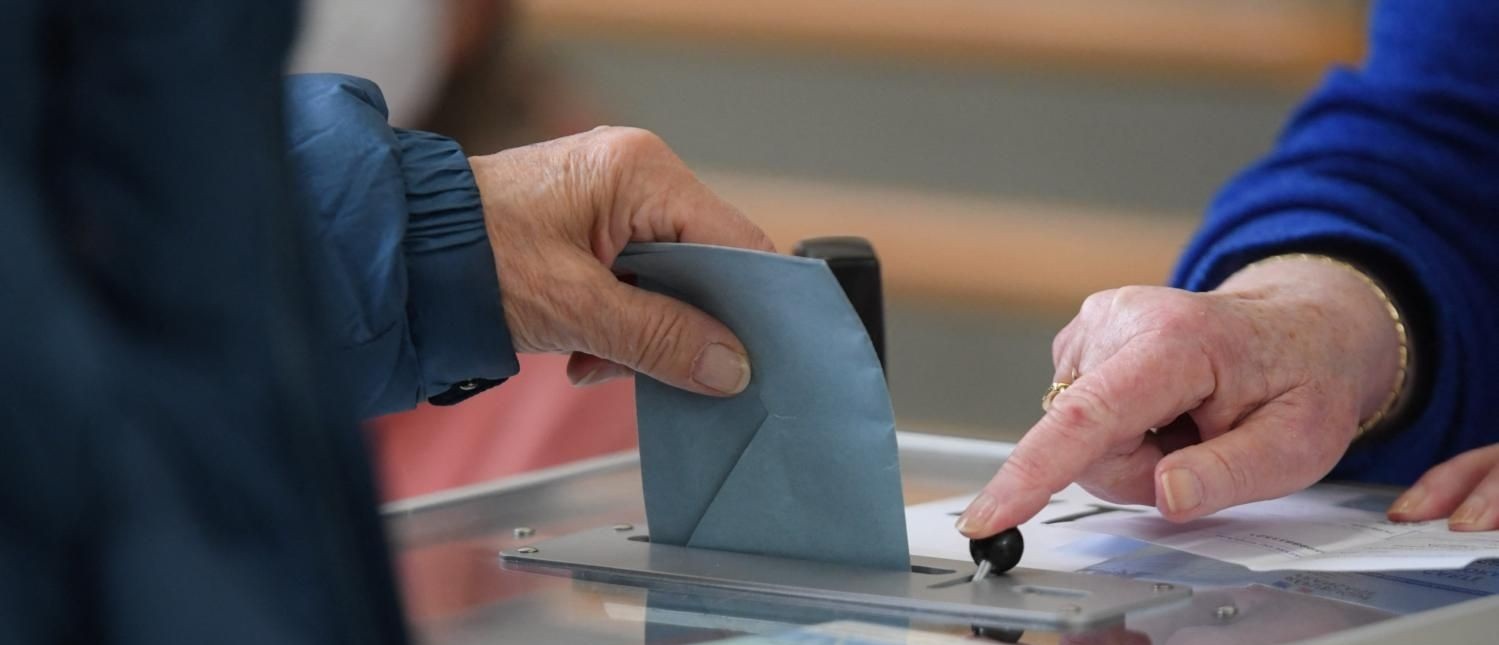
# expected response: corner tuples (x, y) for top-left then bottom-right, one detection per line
(285, 74), (518, 416)
(1, 1), (515, 643)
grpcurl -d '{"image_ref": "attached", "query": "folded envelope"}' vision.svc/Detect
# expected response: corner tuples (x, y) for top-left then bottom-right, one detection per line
(613, 243), (910, 571)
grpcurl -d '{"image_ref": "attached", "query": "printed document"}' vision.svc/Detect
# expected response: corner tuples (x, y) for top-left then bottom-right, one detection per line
(1070, 484), (1499, 571)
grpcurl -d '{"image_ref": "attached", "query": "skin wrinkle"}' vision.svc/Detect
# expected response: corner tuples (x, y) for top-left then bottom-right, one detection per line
(627, 301), (689, 377)
(467, 126), (766, 397)
(632, 180), (679, 245)
(1185, 337), (1224, 420)
(963, 255), (1407, 536)
(1201, 440), (1247, 507)
(1083, 444), (1163, 506)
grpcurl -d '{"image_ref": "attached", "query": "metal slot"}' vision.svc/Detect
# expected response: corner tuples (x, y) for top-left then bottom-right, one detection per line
(1014, 585), (1090, 599)
(501, 526), (1191, 631)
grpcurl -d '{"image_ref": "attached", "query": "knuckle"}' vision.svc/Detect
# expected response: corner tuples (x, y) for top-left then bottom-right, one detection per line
(1049, 385), (1114, 435)
(595, 126), (667, 157)
(1142, 301), (1204, 338)
(1079, 289), (1116, 318)
(1051, 329), (1069, 359)
(1111, 285), (1150, 306)
(1051, 330), (1073, 367)
(1110, 285), (1166, 319)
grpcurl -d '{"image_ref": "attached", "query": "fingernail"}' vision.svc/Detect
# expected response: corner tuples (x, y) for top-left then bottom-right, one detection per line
(1451, 496), (1488, 528)
(1389, 486), (1426, 517)
(955, 492), (998, 536)
(1160, 468), (1203, 515)
(692, 343), (751, 394)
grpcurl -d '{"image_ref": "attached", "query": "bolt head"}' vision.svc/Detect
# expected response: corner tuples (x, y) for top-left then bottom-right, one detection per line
(516, 546), (538, 554)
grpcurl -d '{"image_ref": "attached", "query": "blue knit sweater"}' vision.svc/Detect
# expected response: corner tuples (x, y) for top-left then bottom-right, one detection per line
(1172, 0), (1499, 484)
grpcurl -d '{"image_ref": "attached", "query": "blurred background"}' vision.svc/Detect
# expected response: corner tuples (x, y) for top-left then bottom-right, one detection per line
(291, 0), (1370, 499)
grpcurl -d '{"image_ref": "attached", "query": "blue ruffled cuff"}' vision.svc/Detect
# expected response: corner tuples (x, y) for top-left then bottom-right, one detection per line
(395, 129), (519, 404)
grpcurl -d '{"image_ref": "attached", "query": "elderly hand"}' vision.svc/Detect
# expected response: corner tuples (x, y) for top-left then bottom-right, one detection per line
(957, 256), (1404, 536)
(1389, 444), (1499, 530)
(470, 126), (774, 397)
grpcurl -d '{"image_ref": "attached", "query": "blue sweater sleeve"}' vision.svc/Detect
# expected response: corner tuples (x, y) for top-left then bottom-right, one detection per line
(1171, 0), (1499, 484)
(283, 74), (519, 418)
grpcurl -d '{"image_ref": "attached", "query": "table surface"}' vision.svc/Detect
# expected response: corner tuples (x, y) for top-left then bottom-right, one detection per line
(381, 432), (1499, 645)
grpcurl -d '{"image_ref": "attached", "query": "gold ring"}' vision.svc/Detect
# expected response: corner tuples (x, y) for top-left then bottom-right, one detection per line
(1042, 369), (1078, 412)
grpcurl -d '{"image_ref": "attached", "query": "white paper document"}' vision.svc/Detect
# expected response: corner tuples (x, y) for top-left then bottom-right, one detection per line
(904, 483), (1499, 614)
(905, 484), (1149, 572)
(1085, 544), (1499, 614)
(1070, 484), (1499, 572)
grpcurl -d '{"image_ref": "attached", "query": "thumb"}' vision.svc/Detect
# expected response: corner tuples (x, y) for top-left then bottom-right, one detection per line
(1153, 398), (1348, 522)
(584, 278), (752, 397)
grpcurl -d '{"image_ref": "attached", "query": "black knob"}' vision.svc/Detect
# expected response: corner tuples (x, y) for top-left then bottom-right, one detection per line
(969, 527), (1024, 574)
(971, 624), (1024, 643)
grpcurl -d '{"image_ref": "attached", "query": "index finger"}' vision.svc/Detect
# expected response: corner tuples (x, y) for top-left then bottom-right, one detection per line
(662, 182), (776, 253)
(956, 336), (1215, 537)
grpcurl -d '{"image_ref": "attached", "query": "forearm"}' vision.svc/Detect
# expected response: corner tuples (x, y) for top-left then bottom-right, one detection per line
(1172, 0), (1499, 483)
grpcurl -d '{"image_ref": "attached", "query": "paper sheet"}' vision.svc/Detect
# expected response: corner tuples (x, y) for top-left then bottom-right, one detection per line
(905, 484), (1149, 572)
(1070, 484), (1499, 571)
(615, 243), (909, 571)
(1085, 544), (1499, 615)
(908, 484), (1499, 614)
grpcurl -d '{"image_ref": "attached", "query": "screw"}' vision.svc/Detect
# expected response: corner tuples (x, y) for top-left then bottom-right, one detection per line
(513, 527), (535, 538)
(1215, 605), (1238, 622)
(516, 546), (538, 554)
(612, 523), (634, 531)
(1153, 583), (1175, 592)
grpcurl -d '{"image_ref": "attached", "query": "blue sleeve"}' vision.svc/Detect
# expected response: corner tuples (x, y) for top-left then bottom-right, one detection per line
(283, 74), (519, 418)
(1171, 0), (1499, 484)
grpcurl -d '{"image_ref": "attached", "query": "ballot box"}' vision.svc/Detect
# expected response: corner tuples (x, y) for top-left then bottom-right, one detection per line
(383, 431), (1499, 645)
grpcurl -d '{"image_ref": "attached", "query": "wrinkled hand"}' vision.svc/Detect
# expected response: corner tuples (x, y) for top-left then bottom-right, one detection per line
(1389, 444), (1499, 531)
(957, 257), (1403, 536)
(470, 126), (774, 396)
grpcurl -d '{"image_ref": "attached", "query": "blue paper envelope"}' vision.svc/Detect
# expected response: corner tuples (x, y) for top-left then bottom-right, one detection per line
(613, 243), (910, 571)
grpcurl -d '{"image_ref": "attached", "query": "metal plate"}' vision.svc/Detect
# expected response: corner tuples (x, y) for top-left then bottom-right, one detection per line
(501, 526), (1191, 631)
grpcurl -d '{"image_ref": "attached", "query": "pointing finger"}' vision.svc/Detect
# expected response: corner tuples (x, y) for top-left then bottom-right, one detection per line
(958, 335), (1215, 537)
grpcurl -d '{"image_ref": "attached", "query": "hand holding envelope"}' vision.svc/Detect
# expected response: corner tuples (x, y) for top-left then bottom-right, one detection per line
(613, 243), (910, 571)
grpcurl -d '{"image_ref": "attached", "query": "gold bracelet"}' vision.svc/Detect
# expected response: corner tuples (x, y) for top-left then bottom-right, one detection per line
(1240, 253), (1409, 436)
